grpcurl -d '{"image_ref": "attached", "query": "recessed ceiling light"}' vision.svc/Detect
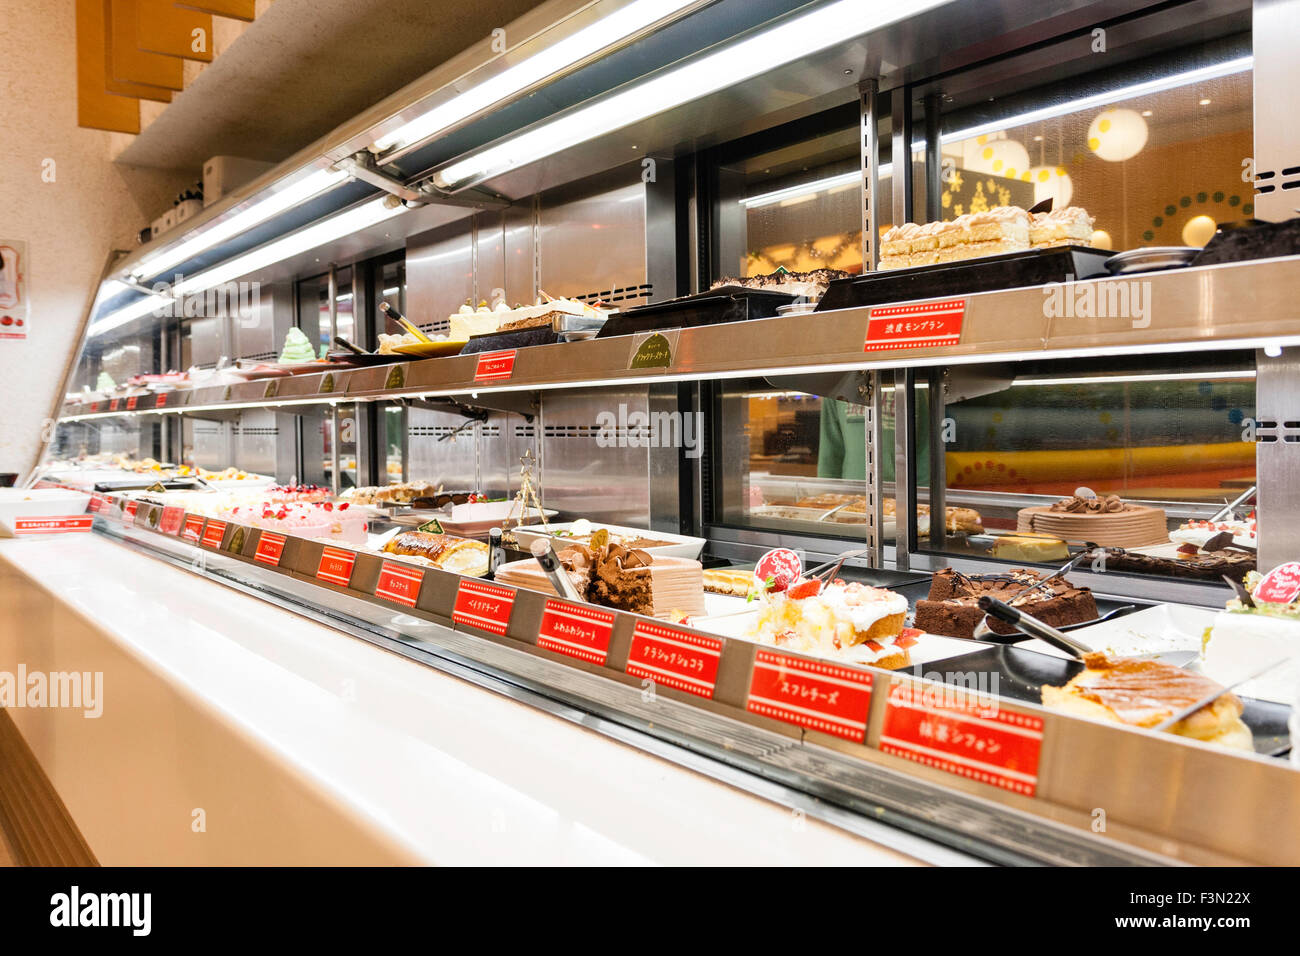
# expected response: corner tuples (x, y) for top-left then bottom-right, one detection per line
(1199, 98), (1212, 105)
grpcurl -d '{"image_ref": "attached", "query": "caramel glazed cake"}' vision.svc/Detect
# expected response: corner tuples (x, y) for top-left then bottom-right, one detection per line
(915, 567), (1099, 640)
(1017, 492), (1168, 549)
(878, 205), (1094, 270)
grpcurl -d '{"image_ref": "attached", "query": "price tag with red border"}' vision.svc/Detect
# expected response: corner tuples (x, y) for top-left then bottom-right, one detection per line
(159, 506), (185, 535)
(87, 493), (106, 514)
(89, 402), (100, 413)
(109, 398), (120, 411)
(316, 546), (357, 587)
(746, 650), (873, 742)
(864, 299), (965, 352)
(537, 599), (616, 665)
(253, 531), (286, 567)
(181, 515), (205, 543)
(123, 500), (139, 524)
(452, 579), (515, 635)
(625, 621), (722, 698)
(878, 680), (1043, 796)
(12, 516), (94, 535)
(473, 349), (517, 383)
(375, 560), (424, 607)
(156, 392), (168, 408)
(200, 519), (227, 549)
(126, 395), (138, 410)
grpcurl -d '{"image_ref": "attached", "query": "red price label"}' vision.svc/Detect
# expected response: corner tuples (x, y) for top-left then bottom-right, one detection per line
(156, 392), (168, 408)
(879, 681), (1043, 796)
(747, 650), (873, 742)
(126, 395), (138, 410)
(12, 515), (94, 535)
(123, 500), (139, 523)
(89, 402), (100, 413)
(625, 621), (722, 698)
(376, 560), (424, 607)
(452, 579), (515, 635)
(538, 599), (616, 665)
(181, 515), (205, 543)
(159, 506), (185, 535)
(109, 398), (120, 411)
(87, 493), (104, 514)
(200, 519), (227, 549)
(864, 299), (965, 352)
(1253, 561), (1300, 605)
(316, 546), (358, 587)
(253, 531), (286, 566)
(474, 349), (517, 382)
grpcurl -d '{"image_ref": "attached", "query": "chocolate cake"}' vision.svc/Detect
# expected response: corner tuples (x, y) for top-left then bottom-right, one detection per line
(1097, 547), (1254, 584)
(915, 567), (1099, 639)
(572, 543), (654, 615)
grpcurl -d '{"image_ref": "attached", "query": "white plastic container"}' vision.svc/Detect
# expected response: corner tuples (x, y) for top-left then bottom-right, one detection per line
(0, 488), (92, 536)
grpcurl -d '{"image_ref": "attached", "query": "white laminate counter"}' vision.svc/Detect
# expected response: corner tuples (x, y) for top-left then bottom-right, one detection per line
(0, 533), (933, 865)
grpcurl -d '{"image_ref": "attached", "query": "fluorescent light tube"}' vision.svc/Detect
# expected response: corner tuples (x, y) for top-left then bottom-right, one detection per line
(374, 0), (701, 152)
(90, 198), (406, 338)
(941, 55), (1252, 145)
(171, 198), (406, 297)
(128, 167), (349, 281)
(435, 0), (953, 188)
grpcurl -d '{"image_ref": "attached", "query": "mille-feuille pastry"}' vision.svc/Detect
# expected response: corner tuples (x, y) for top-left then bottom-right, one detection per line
(1029, 206), (1095, 247)
(1041, 652), (1254, 751)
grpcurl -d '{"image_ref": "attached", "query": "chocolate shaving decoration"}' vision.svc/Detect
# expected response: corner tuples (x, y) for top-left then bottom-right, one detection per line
(1028, 197), (1054, 214)
(1224, 574), (1256, 608)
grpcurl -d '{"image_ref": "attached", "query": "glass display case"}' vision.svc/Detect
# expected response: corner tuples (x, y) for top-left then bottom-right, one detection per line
(22, 0), (1300, 866)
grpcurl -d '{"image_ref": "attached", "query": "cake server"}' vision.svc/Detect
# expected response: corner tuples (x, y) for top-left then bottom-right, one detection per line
(1151, 657), (1291, 733)
(1001, 548), (1097, 605)
(976, 596), (1092, 659)
(530, 538), (585, 603)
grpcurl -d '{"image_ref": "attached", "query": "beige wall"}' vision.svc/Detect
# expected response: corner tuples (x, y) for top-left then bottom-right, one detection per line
(0, 0), (192, 475)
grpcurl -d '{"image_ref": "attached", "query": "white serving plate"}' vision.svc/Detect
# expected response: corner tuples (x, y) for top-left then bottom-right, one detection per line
(690, 606), (987, 668)
(510, 521), (706, 560)
(1019, 603), (1217, 660)
(200, 475), (276, 491)
(437, 501), (557, 538)
(0, 488), (92, 536)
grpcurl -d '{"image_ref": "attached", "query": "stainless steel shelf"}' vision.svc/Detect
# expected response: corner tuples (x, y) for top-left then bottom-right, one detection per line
(59, 255), (1300, 422)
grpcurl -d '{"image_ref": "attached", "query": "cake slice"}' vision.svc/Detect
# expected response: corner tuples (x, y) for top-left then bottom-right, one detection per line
(915, 567), (1098, 639)
(1042, 652), (1253, 751)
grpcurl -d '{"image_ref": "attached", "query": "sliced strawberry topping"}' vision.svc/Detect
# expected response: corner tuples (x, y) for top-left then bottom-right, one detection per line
(786, 579), (822, 600)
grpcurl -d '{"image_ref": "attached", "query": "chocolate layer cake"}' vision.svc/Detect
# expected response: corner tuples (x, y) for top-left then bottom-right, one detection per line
(1097, 547), (1255, 584)
(916, 567), (1098, 639)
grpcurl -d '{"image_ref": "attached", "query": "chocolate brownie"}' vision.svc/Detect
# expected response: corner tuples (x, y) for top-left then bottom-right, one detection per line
(916, 567), (1098, 639)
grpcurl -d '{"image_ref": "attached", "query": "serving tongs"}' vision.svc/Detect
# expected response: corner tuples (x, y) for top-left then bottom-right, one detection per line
(804, 548), (873, 584)
(530, 538), (585, 603)
(379, 301), (431, 343)
(977, 596), (1093, 659)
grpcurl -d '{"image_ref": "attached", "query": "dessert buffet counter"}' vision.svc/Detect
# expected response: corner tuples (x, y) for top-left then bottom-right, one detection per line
(0, 534), (938, 866)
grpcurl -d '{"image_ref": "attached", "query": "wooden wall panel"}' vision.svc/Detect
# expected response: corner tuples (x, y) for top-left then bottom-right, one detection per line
(175, 0), (256, 21)
(136, 0), (215, 62)
(107, 0), (185, 90)
(75, 0), (142, 133)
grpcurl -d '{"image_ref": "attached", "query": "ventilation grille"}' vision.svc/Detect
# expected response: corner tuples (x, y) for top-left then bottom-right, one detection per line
(234, 426), (279, 437)
(239, 350), (277, 362)
(542, 422), (650, 440)
(573, 283), (652, 306)
(410, 425), (469, 438)
(1252, 419), (1300, 443)
(1254, 164), (1300, 195)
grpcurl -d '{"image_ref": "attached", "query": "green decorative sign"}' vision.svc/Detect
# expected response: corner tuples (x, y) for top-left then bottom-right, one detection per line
(384, 364), (406, 390)
(223, 385), (232, 401)
(227, 527), (246, 554)
(415, 518), (445, 534)
(629, 332), (674, 369)
(264, 380), (279, 399)
(146, 481), (167, 493)
(319, 372), (335, 394)
(147, 507), (160, 528)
